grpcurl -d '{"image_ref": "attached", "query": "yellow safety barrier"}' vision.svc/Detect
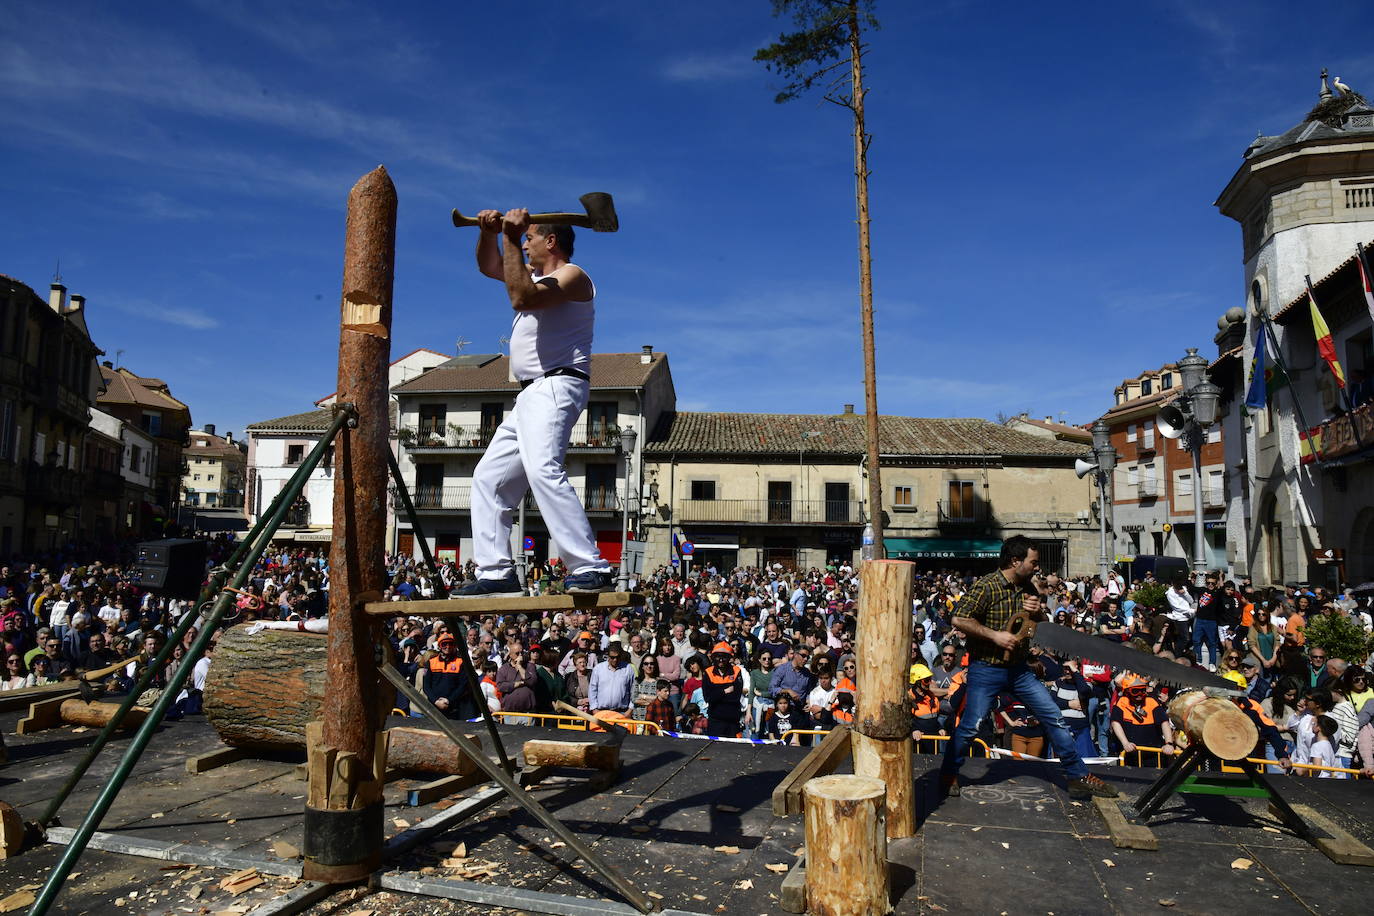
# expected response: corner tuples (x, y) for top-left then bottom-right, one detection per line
(778, 728), (829, 743)
(1123, 746), (1368, 779)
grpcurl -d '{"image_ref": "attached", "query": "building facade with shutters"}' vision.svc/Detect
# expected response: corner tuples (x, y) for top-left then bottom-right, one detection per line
(96, 362), (191, 533)
(390, 349), (674, 566)
(641, 409), (1096, 575)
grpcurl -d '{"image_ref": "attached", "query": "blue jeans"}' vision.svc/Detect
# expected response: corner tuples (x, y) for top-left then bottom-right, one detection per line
(941, 662), (1087, 780)
(1087, 694), (1111, 756)
(1193, 619), (1220, 668)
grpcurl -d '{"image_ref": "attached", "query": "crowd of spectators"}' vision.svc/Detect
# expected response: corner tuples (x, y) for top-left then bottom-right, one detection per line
(6, 534), (1372, 780)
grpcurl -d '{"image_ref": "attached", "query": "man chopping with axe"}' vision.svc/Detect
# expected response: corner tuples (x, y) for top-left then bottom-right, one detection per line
(453, 207), (616, 598)
(939, 535), (1119, 800)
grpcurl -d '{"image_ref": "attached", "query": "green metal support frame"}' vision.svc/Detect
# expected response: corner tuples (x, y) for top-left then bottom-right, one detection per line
(27, 406), (356, 916)
(385, 450), (513, 776)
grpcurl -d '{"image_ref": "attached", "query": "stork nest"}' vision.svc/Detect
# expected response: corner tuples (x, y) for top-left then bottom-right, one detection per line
(1304, 91), (1369, 128)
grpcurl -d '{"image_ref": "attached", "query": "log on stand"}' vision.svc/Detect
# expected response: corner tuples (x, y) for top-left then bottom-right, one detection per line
(852, 559), (915, 838)
(1168, 692), (1257, 762)
(522, 739), (621, 771)
(803, 774), (890, 916)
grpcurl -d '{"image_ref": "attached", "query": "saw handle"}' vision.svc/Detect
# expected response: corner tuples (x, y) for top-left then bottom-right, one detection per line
(1002, 611), (1038, 662)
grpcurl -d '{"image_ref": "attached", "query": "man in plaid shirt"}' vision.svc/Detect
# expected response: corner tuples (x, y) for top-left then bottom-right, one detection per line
(939, 536), (1119, 801)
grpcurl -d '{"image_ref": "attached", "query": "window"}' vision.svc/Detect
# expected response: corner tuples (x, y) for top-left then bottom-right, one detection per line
(690, 480), (716, 500)
(1161, 373), (1173, 390)
(140, 412), (162, 436)
(480, 403), (504, 438)
(193, 473), (200, 481)
(1207, 427), (1221, 443)
(418, 404), (446, 438)
(1126, 424), (1137, 443)
(824, 482), (851, 522)
(946, 480), (976, 520)
(586, 402), (618, 440)
(129, 444), (141, 470)
(194, 457), (202, 464)
(286, 444), (306, 465)
(207, 473), (215, 481)
(1126, 465), (1139, 487)
(1142, 420), (1155, 449)
(1141, 378), (1153, 396)
(0, 400), (13, 462)
(893, 485), (913, 506)
(767, 481), (792, 521)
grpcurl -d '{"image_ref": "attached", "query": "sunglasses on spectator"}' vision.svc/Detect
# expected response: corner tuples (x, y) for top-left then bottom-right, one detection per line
(1310, 653), (1327, 659)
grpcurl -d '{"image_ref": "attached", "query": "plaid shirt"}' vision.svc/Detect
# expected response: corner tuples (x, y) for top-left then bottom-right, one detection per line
(955, 570), (1031, 666)
(644, 697), (676, 733)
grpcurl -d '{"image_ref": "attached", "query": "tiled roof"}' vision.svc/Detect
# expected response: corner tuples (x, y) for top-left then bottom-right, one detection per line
(97, 365), (189, 413)
(246, 408), (334, 432)
(393, 353), (669, 393)
(1247, 93), (1374, 160)
(1010, 416), (1093, 443)
(186, 432), (244, 459)
(644, 412), (1090, 459)
(1099, 389), (1180, 421)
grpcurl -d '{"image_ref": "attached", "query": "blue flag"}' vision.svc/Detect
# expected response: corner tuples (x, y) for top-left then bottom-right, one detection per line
(671, 531), (681, 565)
(1245, 325), (1267, 410)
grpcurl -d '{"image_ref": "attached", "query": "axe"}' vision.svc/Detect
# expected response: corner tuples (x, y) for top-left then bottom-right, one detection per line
(451, 191), (619, 233)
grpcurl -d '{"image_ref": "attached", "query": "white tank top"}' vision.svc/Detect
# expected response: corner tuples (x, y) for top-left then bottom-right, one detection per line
(509, 267), (595, 381)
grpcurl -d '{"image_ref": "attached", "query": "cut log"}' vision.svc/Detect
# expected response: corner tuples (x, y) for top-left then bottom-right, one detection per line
(203, 626), (392, 751)
(59, 699), (149, 731)
(803, 775), (890, 916)
(0, 801), (23, 858)
(1167, 693), (1258, 762)
(852, 559), (915, 838)
(387, 726), (480, 776)
(522, 739), (621, 771)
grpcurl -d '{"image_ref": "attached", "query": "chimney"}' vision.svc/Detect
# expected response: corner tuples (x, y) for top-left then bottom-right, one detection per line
(225, 431), (234, 444)
(1045, 416), (1053, 423)
(640, 345), (653, 364)
(48, 282), (67, 313)
(102, 360), (114, 369)
(204, 423), (216, 437)
(68, 294), (85, 314)
(843, 404), (855, 415)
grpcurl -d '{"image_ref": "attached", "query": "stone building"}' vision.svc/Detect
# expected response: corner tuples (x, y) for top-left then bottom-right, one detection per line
(1096, 364), (1227, 568)
(96, 362), (191, 532)
(641, 409), (1095, 575)
(1213, 71), (1374, 585)
(0, 277), (103, 554)
(182, 425), (247, 510)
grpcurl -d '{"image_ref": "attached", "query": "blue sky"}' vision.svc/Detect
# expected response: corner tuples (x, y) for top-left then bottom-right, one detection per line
(2, 1), (1370, 438)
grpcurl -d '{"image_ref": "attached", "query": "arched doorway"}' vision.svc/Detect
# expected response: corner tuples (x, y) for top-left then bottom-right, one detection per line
(1258, 495), (1283, 585)
(1349, 507), (1374, 584)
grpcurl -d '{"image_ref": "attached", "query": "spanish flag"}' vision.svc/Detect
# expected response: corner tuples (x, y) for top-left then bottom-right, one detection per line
(1298, 425), (1323, 465)
(1307, 276), (1345, 389)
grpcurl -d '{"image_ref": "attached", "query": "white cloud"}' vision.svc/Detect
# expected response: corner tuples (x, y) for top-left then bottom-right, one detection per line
(663, 51), (756, 83)
(109, 298), (221, 331)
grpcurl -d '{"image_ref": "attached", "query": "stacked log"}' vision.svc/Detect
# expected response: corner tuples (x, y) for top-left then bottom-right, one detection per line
(1167, 692), (1258, 761)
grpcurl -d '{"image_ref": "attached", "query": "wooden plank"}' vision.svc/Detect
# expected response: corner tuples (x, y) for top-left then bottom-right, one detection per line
(0, 683), (79, 713)
(1288, 803), (1374, 867)
(1092, 796), (1159, 851)
(186, 746), (250, 775)
(779, 853), (807, 913)
(17, 696), (70, 735)
(364, 592), (645, 617)
(405, 770), (487, 807)
(771, 725), (852, 817)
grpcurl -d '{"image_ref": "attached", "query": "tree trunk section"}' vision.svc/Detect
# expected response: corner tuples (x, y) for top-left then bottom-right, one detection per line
(1168, 693), (1258, 761)
(522, 739), (621, 770)
(387, 726), (481, 776)
(804, 774), (890, 916)
(852, 560), (915, 838)
(205, 627), (393, 752)
(59, 700), (148, 730)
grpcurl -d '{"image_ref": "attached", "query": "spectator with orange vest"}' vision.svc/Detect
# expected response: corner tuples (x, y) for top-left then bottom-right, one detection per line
(909, 664), (941, 745)
(423, 634), (478, 719)
(1109, 674), (1174, 766)
(701, 641), (746, 737)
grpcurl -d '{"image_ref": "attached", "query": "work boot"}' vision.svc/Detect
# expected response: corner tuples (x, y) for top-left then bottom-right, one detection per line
(1068, 774), (1119, 799)
(939, 774), (960, 798)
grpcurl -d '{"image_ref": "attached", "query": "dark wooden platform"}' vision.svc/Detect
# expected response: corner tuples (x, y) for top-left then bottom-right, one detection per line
(2, 708), (1372, 915)
(363, 592), (646, 617)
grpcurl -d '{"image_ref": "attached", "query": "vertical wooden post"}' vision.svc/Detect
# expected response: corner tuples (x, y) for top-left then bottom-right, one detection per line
(852, 559), (914, 838)
(302, 165), (396, 884)
(803, 774), (890, 916)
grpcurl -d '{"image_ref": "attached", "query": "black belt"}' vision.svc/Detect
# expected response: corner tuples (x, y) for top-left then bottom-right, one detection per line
(520, 367), (590, 388)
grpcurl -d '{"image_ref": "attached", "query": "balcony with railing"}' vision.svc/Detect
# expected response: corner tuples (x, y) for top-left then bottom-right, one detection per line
(399, 423), (620, 453)
(937, 499), (991, 527)
(398, 484), (621, 513)
(676, 498), (862, 525)
(1136, 479), (1160, 499)
(1203, 486), (1226, 508)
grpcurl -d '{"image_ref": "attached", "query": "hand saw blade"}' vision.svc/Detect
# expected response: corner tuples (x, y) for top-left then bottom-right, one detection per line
(1028, 621), (1241, 692)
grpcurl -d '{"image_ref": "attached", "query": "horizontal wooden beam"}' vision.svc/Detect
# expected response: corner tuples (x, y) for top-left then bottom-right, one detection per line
(364, 592), (645, 617)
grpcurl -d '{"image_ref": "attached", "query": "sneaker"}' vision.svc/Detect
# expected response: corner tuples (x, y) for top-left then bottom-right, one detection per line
(451, 571), (522, 598)
(940, 774), (960, 798)
(564, 570), (615, 594)
(1068, 774), (1119, 799)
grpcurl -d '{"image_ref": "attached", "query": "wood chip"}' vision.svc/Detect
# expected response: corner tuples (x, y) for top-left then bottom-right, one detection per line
(1158, 900), (1176, 908)
(736, 879), (754, 890)
(272, 841), (301, 859)
(715, 804), (742, 813)
(342, 910), (376, 916)
(647, 892), (665, 900)
(226, 819), (236, 825)
(0, 892), (36, 914)
(1000, 842), (1009, 849)
(765, 863), (790, 874)
(150, 812), (164, 819)
(692, 895), (707, 901)
(188, 886), (204, 900)
(1262, 826), (1282, 834)
(1231, 858), (1253, 870)
(1102, 859), (1116, 867)
(392, 818), (411, 829)
(714, 845), (741, 855)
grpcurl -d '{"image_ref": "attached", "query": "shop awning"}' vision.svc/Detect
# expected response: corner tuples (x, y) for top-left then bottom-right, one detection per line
(884, 537), (1002, 560)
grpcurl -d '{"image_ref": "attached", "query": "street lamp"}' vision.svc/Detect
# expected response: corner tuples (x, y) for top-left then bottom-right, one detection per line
(617, 426), (638, 591)
(1172, 348), (1221, 586)
(1089, 419), (1118, 581)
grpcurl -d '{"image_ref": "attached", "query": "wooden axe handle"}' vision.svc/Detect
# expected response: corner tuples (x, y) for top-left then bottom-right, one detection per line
(80, 653), (145, 682)
(451, 209), (597, 229)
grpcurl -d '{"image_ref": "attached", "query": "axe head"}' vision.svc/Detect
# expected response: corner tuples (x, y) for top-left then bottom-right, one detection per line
(579, 192), (618, 232)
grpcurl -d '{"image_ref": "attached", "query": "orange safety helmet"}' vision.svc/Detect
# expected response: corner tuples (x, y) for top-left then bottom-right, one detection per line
(711, 641), (734, 656)
(1120, 673), (1149, 691)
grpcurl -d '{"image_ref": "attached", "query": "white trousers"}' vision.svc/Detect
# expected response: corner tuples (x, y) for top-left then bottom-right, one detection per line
(470, 375), (610, 578)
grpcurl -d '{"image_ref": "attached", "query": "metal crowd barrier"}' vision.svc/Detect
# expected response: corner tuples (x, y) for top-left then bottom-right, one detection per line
(1125, 745), (1367, 778)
